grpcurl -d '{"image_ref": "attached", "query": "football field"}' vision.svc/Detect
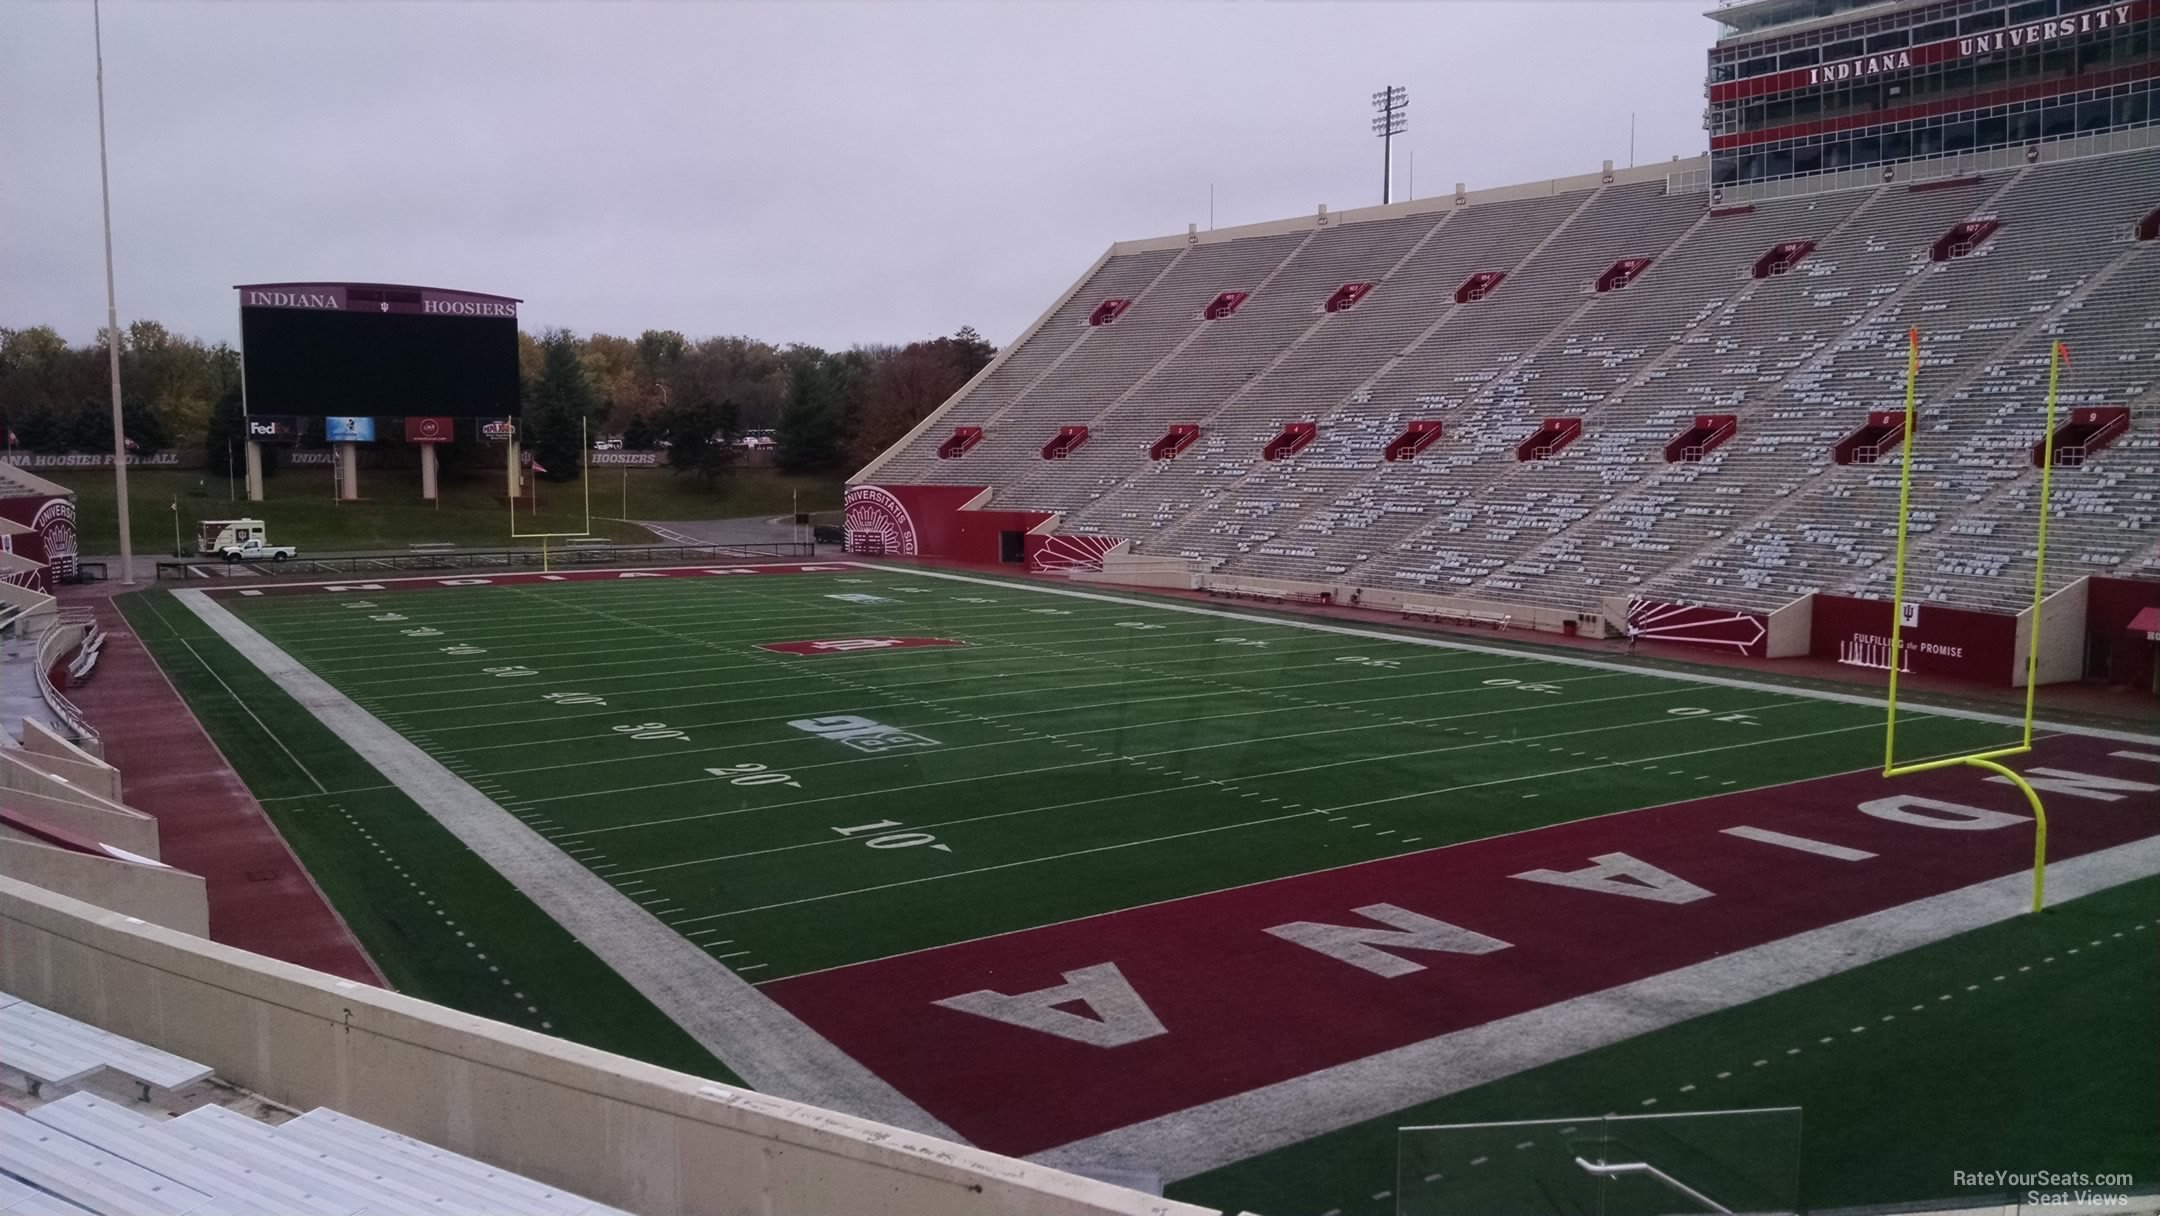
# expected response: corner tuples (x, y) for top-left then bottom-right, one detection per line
(198, 563), (2022, 978)
(132, 561), (2160, 1211)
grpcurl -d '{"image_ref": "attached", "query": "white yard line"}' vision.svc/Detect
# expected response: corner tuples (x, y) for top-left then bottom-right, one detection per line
(669, 809), (1329, 923)
(170, 587), (961, 1142)
(1028, 833), (2160, 1182)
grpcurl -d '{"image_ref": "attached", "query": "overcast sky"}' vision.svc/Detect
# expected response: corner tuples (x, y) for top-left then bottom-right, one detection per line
(4, 1), (1712, 352)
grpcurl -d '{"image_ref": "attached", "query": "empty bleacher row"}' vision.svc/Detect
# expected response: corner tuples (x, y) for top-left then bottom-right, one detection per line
(1, 993), (625, 1216)
(861, 143), (2160, 617)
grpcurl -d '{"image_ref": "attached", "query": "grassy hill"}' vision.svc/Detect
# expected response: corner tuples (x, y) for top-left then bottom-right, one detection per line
(48, 464), (845, 556)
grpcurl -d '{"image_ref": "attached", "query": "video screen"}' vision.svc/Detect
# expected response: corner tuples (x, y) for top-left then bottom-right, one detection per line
(241, 307), (519, 418)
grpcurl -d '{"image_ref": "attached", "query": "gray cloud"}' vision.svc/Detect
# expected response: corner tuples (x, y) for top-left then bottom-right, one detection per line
(3, 0), (1710, 350)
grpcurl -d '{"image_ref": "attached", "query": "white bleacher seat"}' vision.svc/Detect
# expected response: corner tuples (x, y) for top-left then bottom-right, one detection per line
(2, 1174), (100, 1216)
(24, 1094), (358, 1216)
(0, 1107), (212, 1216)
(1, 1000), (213, 1100)
(277, 1109), (626, 1216)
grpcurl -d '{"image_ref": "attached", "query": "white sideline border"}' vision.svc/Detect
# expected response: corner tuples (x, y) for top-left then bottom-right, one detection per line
(169, 588), (960, 1142)
(866, 565), (2160, 748)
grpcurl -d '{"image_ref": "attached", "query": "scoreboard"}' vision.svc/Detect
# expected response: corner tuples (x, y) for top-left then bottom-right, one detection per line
(237, 282), (521, 419)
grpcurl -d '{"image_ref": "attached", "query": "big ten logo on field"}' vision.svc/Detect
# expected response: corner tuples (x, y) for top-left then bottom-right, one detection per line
(787, 715), (940, 754)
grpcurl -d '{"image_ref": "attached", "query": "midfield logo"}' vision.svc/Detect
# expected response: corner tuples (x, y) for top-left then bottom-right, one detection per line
(760, 637), (967, 656)
(787, 714), (941, 754)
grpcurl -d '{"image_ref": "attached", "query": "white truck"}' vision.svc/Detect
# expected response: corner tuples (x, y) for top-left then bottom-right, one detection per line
(197, 518), (297, 563)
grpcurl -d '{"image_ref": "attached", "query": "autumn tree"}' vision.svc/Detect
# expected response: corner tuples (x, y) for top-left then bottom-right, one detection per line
(846, 326), (997, 467)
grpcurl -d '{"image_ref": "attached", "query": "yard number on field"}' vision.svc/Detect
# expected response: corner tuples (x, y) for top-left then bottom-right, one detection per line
(543, 691), (607, 707)
(707, 763), (801, 789)
(1115, 621), (1166, 630)
(614, 721), (690, 743)
(1336, 655), (1401, 668)
(1667, 706), (1760, 725)
(832, 819), (951, 853)
(483, 665), (539, 678)
(1483, 677), (1561, 695)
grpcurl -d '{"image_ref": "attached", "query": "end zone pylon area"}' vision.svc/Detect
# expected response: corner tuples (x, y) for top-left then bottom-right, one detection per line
(1881, 328), (2066, 913)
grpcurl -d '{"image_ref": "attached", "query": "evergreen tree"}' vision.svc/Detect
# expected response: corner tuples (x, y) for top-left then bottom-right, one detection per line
(523, 328), (596, 481)
(204, 385), (245, 475)
(659, 394), (742, 486)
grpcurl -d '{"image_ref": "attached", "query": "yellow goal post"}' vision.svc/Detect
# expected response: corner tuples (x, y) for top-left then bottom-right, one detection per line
(1880, 328), (2067, 913)
(507, 417), (594, 571)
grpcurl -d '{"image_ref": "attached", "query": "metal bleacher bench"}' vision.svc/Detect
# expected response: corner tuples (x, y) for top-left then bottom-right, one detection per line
(0, 996), (212, 1100)
(1402, 600), (1512, 630)
(0, 1106), (213, 1216)
(18, 1095), (342, 1216)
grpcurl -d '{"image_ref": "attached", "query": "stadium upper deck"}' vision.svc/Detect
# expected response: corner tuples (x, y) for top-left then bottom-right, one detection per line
(1706, 0), (2156, 185)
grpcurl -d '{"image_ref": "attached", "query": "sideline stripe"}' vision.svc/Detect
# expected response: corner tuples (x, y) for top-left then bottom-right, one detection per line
(169, 587), (959, 1141)
(1027, 833), (2160, 1182)
(871, 566), (2160, 748)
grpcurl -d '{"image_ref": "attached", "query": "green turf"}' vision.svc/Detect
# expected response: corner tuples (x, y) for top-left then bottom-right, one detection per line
(1167, 873), (2160, 1215)
(211, 567), (2014, 982)
(117, 588), (742, 1086)
(49, 465), (842, 557)
(146, 565), (2154, 1209)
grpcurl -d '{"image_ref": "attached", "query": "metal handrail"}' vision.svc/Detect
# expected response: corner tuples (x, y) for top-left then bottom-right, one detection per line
(32, 605), (99, 748)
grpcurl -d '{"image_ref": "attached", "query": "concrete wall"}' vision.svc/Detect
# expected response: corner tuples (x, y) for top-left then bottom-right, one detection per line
(19, 718), (123, 803)
(0, 837), (207, 935)
(0, 765), (159, 860)
(1191, 573), (1601, 635)
(1766, 595), (1813, 659)
(0, 578), (56, 629)
(2015, 576), (2090, 688)
(1072, 553), (1203, 591)
(0, 880), (1218, 1216)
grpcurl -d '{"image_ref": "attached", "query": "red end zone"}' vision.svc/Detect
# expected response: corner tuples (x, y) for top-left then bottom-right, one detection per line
(206, 563), (856, 598)
(763, 734), (2158, 1156)
(759, 637), (968, 656)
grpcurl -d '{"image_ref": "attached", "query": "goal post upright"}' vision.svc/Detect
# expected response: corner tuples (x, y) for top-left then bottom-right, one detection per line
(509, 417), (596, 572)
(1880, 328), (2067, 913)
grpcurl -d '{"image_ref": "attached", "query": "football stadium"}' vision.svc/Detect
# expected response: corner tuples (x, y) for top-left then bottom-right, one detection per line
(3, 1), (2158, 1215)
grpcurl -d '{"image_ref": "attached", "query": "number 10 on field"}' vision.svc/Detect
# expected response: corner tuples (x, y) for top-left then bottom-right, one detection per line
(832, 820), (951, 853)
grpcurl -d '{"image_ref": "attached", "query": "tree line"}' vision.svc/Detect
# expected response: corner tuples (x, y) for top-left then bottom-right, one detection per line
(0, 322), (996, 484)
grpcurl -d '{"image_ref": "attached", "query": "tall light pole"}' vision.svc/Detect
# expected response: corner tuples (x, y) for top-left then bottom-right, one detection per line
(1371, 85), (1408, 206)
(93, 0), (135, 584)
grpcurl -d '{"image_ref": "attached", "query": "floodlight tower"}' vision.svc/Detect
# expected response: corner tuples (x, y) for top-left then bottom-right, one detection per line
(93, 0), (134, 583)
(1371, 85), (1408, 206)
